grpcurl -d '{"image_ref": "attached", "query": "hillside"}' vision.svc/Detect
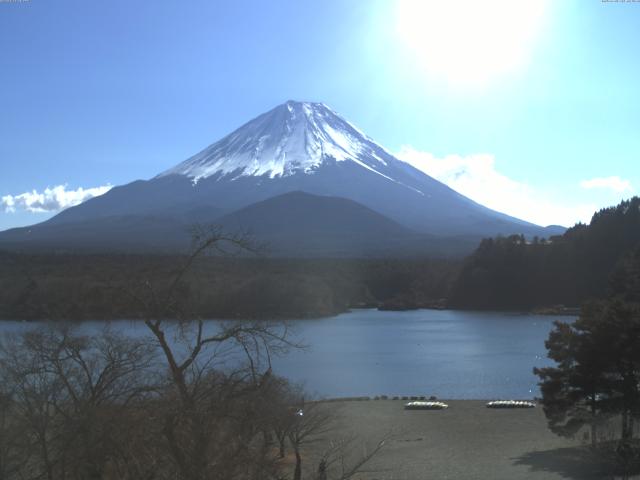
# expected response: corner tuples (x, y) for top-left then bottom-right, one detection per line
(449, 197), (640, 310)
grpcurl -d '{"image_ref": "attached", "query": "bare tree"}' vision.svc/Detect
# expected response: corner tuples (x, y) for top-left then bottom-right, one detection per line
(0, 385), (27, 480)
(264, 376), (299, 459)
(0, 225), (390, 480)
(314, 434), (390, 480)
(126, 225), (298, 480)
(278, 391), (391, 480)
(0, 326), (158, 480)
(287, 397), (334, 480)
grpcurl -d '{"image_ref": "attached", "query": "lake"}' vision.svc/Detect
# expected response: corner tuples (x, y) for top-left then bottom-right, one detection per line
(0, 309), (569, 399)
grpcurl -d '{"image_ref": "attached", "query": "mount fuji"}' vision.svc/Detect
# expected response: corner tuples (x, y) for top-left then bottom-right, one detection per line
(0, 101), (563, 255)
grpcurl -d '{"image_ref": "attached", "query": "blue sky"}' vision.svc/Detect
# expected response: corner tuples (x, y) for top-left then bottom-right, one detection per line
(1, 0), (639, 230)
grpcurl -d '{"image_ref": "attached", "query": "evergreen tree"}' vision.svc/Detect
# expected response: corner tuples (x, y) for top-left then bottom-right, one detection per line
(452, 197), (640, 310)
(535, 300), (640, 446)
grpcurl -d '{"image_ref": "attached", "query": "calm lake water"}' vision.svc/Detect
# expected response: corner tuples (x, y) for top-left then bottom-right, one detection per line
(0, 309), (570, 399)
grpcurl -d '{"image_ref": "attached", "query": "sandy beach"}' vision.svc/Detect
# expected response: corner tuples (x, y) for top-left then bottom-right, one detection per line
(302, 399), (614, 480)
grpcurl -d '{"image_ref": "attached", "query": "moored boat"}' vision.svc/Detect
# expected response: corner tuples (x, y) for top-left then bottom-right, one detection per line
(486, 400), (535, 409)
(404, 401), (449, 410)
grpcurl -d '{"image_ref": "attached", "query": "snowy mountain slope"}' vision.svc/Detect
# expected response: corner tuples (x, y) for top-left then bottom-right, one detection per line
(159, 101), (402, 183)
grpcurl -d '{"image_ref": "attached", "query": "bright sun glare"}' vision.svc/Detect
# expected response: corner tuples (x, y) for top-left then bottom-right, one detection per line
(396, 0), (548, 87)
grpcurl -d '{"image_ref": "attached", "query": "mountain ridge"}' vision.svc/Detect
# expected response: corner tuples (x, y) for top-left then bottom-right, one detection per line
(0, 100), (564, 254)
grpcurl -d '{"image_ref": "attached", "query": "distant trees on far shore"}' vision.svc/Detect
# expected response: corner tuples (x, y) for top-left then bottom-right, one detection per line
(0, 252), (460, 321)
(451, 197), (640, 310)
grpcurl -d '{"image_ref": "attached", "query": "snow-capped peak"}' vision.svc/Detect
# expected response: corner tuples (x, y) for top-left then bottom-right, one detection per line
(159, 101), (396, 182)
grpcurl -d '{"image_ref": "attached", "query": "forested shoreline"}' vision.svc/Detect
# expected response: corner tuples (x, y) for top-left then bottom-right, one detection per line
(1, 197), (638, 321)
(450, 197), (640, 310)
(0, 254), (459, 321)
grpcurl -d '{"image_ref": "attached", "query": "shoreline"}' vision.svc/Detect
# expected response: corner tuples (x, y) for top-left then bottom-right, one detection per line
(0, 305), (580, 322)
(317, 395), (539, 403)
(313, 399), (608, 480)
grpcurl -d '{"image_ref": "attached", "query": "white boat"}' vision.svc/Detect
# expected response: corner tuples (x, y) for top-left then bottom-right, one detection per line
(404, 401), (449, 410)
(486, 400), (535, 409)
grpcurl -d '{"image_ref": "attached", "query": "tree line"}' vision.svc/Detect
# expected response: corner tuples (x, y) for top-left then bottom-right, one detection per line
(450, 197), (640, 310)
(0, 252), (459, 321)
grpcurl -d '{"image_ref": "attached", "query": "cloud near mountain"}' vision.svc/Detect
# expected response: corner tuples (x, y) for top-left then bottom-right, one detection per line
(396, 145), (597, 227)
(1, 184), (112, 213)
(580, 176), (632, 193)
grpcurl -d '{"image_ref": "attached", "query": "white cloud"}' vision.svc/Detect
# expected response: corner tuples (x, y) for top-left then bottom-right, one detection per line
(1, 184), (112, 213)
(396, 146), (596, 227)
(580, 176), (632, 193)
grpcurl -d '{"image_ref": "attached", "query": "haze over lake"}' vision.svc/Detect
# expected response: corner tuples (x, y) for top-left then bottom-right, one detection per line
(0, 309), (565, 399)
